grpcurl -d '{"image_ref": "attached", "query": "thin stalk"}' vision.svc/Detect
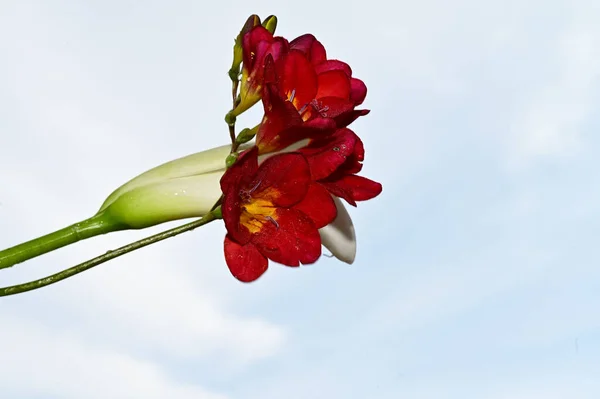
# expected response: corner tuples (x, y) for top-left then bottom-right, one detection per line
(0, 211), (125, 270)
(0, 210), (220, 297)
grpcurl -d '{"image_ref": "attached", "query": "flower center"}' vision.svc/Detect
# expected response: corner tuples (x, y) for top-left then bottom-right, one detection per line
(239, 193), (279, 234)
(286, 88), (314, 122)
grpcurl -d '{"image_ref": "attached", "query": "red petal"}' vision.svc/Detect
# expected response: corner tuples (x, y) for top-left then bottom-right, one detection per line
(242, 27), (273, 67)
(224, 236), (268, 282)
(316, 70), (351, 100)
(349, 132), (365, 163)
(252, 153), (311, 207)
(314, 60), (352, 76)
(304, 117), (337, 131)
(343, 134), (365, 174)
(322, 175), (382, 204)
(299, 129), (359, 180)
(293, 183), (337, 228)
(242, 33), (289, 99)
(319, 181), (357, 207)
(266, 38), (289, 66)
(222, 187), (248, 244)
(220, 147), (258, 192)
(280, 50), (318, 109)
(252, 40), (272, 71)
(252, 38), (288, 82)
(313, 96), (356, 119)
(221, 148), (260, 244)
(252, 208), (322, 266)
(262, 54), (277, 85)
(350, 78), (367, 105)
(334, 109), (370, 127)
(257, 84), (305, 153)
(290, 34), (327, 64)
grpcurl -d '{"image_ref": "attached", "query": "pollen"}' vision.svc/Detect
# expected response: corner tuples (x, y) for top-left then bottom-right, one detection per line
(240, 197), (278, 234)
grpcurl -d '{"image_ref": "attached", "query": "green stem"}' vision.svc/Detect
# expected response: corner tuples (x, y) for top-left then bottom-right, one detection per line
(0, 210), (220, 297)
(0, 211), (125, 270)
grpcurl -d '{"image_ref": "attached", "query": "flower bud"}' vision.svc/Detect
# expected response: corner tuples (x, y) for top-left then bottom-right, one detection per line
(262, 15), (277, 34)
(229, 15), (262, 82)
(225, 152), (239, 168)
(235, 125), (259, 145)
(98, 144), (236, 229)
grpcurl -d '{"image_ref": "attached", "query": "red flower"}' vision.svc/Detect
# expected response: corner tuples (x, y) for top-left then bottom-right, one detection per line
(291, 34), (368, 119)
(233, 26), (289, 117)
(255, 35), (369, 153)
(221, 147), (337, 282)
(298, 128), (382, 206)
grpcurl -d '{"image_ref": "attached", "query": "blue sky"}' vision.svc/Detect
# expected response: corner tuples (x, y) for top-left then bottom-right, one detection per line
(1, 0), (600, 398)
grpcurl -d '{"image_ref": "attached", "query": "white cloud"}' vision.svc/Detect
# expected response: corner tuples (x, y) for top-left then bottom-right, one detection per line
(56, 243), (287, 365)
(0, 312), (228, 399)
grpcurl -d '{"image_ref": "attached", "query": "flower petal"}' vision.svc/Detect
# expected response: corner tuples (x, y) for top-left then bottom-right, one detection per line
(334, 130), (364, 175)
(220, 146), (258, 190)
(314, 59), (352, 76)
(293, 183), (337, 228)
(280, 50), (318, 109)
(253, 208), (321, 266)
(316, 70), (351, 100)
(321, 181), (356, 206)
(312, 96), (356, 120)
(299, 128), (359, 180)
(256, 84), (305, 153)
(106, 171), (224, 229)
(303, 117), (338, 131)
(350, 78), (367, 105)
(100, 143), (234, 212)
(290, 34), (327, 64)
(319, 197), (356, 264)
(321, 175), (383, 204)
(224, 236), (268, 282)
(221, 148), (260, 244)
(222, 188), (249, 244)
(242, 26), (273, 67)
(334, 108), (370, 127)
(252, 152), (311, 207)
(237, 33), (289, 115)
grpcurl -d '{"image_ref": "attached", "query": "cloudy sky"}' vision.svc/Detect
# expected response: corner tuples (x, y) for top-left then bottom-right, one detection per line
(1, 0), (600, 398)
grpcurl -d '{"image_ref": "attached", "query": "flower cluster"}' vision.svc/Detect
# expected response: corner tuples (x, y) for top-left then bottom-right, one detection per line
(221, 16), (382, 282)
(0, 14), (384, 298)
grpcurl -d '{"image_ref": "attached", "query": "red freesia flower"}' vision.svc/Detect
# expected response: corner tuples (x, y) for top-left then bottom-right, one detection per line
(298, 128), (382, 206)
(255, 35), (369, 153)
(221, 147), (337, 282)
(291, 34), (368, 118)
(233, 26), (289, 117)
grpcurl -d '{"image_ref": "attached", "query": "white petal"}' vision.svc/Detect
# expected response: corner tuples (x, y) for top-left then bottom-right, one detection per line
(319, 197), (356, 264)
(99, 142), (252, 212)
(104, 171), (224, 229)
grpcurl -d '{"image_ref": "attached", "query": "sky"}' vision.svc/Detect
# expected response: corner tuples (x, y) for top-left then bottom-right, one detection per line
(1, 0), (600, 398)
